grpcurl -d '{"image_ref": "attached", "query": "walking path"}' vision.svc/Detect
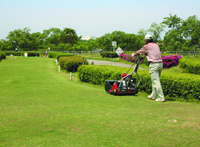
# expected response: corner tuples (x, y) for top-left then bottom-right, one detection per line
(87, 59), (134, 68)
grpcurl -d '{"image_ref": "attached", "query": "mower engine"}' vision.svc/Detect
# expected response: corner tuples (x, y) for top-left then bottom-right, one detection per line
(105, 73), (138, 95)
(105, 55), (143, 95)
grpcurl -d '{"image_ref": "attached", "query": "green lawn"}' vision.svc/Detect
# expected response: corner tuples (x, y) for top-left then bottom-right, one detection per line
(0, 57), (199, 147)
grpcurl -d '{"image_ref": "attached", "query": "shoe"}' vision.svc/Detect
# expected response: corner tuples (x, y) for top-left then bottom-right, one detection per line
(155, 98), (165, 102)
(148, 96), (156, 100)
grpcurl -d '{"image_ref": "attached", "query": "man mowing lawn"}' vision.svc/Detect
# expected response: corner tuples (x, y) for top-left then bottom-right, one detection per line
(133, 34), (165, 102)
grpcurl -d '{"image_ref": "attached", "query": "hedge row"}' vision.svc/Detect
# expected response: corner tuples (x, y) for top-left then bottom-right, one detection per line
(48, 52), (73, 60)
(4, 51), (39, 57)
(0, 52), (6, 61)
(59, 56), (88, 72)
(179, 58), (200, 75)
(100, 52), (119, 58)
(78, 65), (200, 101)
(78, 65), (123, 85)
(4, 51), (25, 56)
(27, 52), (40, 57)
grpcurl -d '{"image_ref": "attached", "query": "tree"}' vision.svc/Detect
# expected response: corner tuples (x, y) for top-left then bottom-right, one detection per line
(137, 29), (147, 38)
(0, 39), (10, 51)
(147, 22), (165, 42)
(5, 28), (32, 51)
(30, 32), (42, 50)
(96, 33), (112, 51)
(162, 14), (182, 30)
(182, 15), (200, 49)
(60, 28), (80, 45)
(162, 14), (184, 52)
(42, 28), (61, 46)
(97, 31), (144, 51)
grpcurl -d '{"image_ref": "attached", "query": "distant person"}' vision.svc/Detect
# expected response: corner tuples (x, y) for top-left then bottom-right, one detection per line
(15, 48), (18, 52)
(133, 34), (165, 102)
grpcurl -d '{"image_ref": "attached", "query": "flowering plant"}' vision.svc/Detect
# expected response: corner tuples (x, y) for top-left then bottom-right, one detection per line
(162, 55), (182, 68)
(119, 53), (182, 68)
(119, 53), (137, 63)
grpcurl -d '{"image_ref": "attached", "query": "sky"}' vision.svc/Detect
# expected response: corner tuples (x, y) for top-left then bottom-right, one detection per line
(0, 0), (200, 40)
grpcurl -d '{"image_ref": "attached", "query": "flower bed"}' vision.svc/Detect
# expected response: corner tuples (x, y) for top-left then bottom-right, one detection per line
(119, 53), (142, 63)
(162, 55), (182, 68)
(119, 53), (182, 68)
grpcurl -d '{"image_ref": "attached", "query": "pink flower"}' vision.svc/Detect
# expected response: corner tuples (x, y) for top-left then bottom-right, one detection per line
(162, 55), (182, 68)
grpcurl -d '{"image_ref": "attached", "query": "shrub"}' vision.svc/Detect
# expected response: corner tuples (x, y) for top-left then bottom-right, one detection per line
(78, 65), (200, 101)
(48, 52), (73, 60)
(100, 52), (119, 58)
(59, 56), (87, 72)
(120, 53), (135, 62)
(138, 70), (200, 101)
(4, 51), (24, 56)
(0, 52), (6, 61)
(27, 52), (40, 57)
(179, 58), (200, 75)
(78, 65), (123, 85)
(119, 53), (144, 63)
(4, 51), (41, 57)
(162, 55), (182, 68)
(119, 53), (182, 68)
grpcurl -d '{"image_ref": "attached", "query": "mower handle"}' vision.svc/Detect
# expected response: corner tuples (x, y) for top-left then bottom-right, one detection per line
(133, 55), (144, 73)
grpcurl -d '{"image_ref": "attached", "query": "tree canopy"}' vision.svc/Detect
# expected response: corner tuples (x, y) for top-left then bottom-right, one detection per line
(0, 14), (199, 52)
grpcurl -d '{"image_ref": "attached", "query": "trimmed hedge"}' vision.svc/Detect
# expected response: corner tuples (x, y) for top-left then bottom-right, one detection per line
(140, 71), (200, 101)
(59, 56), (88, 72)
(100, 52), (119, 58)
(26, 52), (40, 57)
(4, 51), (39, 57)
(48, 52), (73, 60)
(179, 58), (200, 75)
(4, 51), (24, 56)
(78, 65), (200, 101)
(0, 52), (6, 61)
(78, 65), (123, 85)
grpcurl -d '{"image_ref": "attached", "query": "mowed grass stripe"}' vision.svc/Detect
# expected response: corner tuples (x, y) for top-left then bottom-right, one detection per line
(0, 57), (199, 147)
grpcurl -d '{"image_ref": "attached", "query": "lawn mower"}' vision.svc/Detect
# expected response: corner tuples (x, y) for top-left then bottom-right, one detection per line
(105, 55), (144, 95)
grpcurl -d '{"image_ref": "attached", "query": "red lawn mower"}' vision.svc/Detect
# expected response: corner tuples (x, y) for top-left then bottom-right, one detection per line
(105, 55), (144, 95)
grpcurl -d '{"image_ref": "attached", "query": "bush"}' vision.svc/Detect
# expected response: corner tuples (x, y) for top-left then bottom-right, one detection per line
(162, 55), (182, 68)
(119, 53), (136, 62)
(139, 70), (200, 101)
(78, 65), (200, 101)
(179, 57), (200, 75)
(100, 52), (119, 58)
(0, 52), (6, 61)
(4, 51), (24, 56)
(4, 51), (40, 57)
(27, 52), (40, 57)
(119, 54), (182, 68)
(59, 56), (87, 72)
(48, 52), (73, 60)
(119, 53), (144, 63)
(78, 65), (122, 85)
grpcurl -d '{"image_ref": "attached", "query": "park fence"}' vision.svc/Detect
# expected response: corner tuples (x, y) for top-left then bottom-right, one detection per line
(2, 50), (200, 57)
(63, 50), (200, 56)
(163, 51), (200, 57)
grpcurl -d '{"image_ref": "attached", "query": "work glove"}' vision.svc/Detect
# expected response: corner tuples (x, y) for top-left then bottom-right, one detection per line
(131, 53), (135, 57)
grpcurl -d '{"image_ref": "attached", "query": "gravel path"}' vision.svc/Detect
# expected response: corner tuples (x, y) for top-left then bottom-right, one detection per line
(87, 59), (134, 68)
